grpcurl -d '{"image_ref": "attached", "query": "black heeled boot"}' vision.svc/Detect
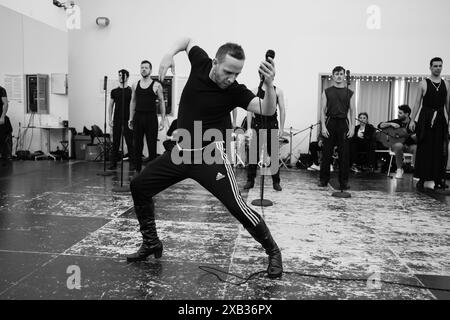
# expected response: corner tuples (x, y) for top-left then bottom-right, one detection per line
(127, 204), (163, 262)
(246, 220), (283, 279)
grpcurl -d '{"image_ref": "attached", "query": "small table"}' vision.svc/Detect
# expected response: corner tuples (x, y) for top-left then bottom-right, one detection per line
(25, 126), (74, 160)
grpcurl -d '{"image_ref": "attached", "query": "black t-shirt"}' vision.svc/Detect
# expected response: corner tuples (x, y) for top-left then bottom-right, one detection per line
(378, 118), (416, 146)
(0, 86), (7, 116)
(177, 46), (255, 147)
(110, 86), (132, 121)
(325, 86), (353, 119)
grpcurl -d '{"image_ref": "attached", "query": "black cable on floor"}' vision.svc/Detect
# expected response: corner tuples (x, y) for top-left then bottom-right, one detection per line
(198, 266), (450, 292)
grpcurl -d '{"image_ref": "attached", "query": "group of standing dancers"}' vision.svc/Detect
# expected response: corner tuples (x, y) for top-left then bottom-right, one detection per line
(318, 58), (449, 191)
(108, 61), (166, 174)
(107, 37), (448, 280)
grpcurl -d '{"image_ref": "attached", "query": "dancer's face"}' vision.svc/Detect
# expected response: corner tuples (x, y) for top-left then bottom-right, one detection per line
(118, 72), (128, 83)
(211, 54), (244, 89)
(430, 61), (443, 77)
(332, 70), (345, 84)
(398, 110), (407, 120)
(141, 63), (151, 78)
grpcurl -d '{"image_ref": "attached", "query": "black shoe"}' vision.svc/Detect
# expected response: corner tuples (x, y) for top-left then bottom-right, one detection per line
(243, 180), (255, 189)
(416, 180), (424, 191)
(434, 182), (448, 190)
(273, 183), (282, 191)
(318, 181), (328, 187)
(126, 241), (163, 262)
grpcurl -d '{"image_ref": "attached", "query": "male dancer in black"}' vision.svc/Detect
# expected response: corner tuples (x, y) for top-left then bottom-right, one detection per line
(0, 85), (12, 161)
(244, 85), (286, 191)
(319, 66), (355, 189)
(108, 69), (134, 170)
(127, 38), (283, 279)
(410, 57), (450, 190)
(129, 60), (166, 173)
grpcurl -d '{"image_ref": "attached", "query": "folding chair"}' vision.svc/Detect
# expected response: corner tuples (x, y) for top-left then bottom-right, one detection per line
(90, 125), (112, 161)
(387, 150), (413, 177)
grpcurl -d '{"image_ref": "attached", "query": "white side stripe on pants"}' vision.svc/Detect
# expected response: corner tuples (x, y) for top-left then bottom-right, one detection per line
(216, 142), (260, 226)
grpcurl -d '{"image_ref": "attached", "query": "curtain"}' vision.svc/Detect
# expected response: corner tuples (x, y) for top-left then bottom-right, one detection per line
(357, 80), (394, 126)
(405, 81), (421, 107)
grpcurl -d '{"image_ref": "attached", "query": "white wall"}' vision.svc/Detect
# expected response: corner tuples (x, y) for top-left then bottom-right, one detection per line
(68, 0), (450, 156)
(0, 0), (68, 31)
(0, 4), (68, 154)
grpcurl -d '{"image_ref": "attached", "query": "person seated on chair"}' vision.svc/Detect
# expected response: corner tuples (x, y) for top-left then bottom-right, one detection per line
(0, 85), (12, 161)
(349, 112), (376, 173)
(308, 133), (323, 171)
(162, 119), (177, 152)
(378, 104), (417, 179)
(307, 130), (336, 172)
(244, 85), (286, 191)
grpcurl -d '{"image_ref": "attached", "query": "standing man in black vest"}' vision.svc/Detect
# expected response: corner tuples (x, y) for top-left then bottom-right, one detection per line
(319, 66), (355, 189)
(244, 85), (286, 191)
(0, 85), (12, 161)
(108, 69), (134, 170)
(129, 60), (166, 173)
(410, 57), (450, 190)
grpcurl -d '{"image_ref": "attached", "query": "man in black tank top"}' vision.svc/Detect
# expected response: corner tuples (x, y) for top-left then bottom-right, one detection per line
(0, 85), (12, 161)
(244, 85), (286, 191)
(126, 38), (283, 279)
(129, 60), (166, 173)
(319, 66), (356, 190)
(108, 69), (134, 170)
(410, 57), (450, 190)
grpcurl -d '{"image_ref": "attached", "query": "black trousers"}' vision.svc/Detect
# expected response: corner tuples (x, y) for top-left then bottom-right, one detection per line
(350, 137), (376, 168)
(130, 142), (263, 230)
(247, 122), (280, 183)
(0, 116), (12, 159)
(320, 118), (350, 186)
(414, 108), (448, 183)
(111, 119), (134, 165)
(133, 112), (158, 171)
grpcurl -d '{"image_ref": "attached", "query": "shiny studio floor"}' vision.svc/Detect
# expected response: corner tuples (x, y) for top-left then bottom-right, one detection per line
(0, 159), (449, 300)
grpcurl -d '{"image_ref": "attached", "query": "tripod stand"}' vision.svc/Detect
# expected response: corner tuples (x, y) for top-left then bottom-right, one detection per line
(282, 123), (321, 168)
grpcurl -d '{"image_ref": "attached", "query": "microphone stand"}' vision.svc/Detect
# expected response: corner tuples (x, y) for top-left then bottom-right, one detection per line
(113, 73), (131, 193)
(332, 74), (351, 198)
(98, 76), (115, 176)
(251, 86), (273, 207)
